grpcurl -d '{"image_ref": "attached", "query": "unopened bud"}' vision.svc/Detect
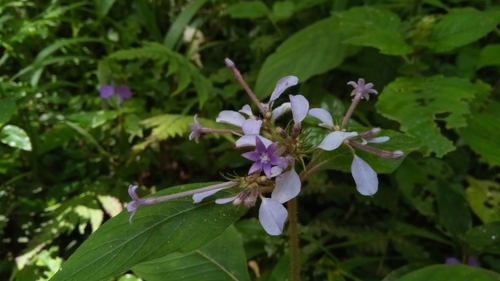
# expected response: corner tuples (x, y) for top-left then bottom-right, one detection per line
(224, 58), (235, 68)
(276, 127), (287, 138)
(291, 122), (302, 138)
(359, 127), (381, 139)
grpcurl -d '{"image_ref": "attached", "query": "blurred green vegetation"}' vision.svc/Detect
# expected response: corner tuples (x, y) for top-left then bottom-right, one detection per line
(1, 0), (500, 280)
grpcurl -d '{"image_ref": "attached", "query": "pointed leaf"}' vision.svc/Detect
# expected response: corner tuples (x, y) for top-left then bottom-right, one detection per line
(396, 264), (500, 281)
(255, 17), (344, 99)
(50, 182), (246, 281)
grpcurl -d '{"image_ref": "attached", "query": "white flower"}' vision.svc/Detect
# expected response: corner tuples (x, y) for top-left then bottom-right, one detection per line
(317, 131), (358, 151)
(216, 110), (246, 127)
(289, 95), (309, 123)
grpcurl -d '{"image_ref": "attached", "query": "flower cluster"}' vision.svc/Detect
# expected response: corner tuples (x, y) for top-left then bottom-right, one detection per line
(126, 59), (403, 236)
(99, 84), (132, 103)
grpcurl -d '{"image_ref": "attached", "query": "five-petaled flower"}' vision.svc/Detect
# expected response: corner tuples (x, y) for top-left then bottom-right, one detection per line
(100, 84), (132, 103)
(242, 137), (283, 178)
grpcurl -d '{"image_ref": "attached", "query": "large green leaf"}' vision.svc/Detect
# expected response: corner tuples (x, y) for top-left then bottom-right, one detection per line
(332, 7), (412, 55)
(94, 0), (116, 18)
(50, 182), (247, 281)
(255, 17), (344, 100)
(458, 101), (500, 167)
(395, 265), (500, 281)
(0, 125), (31, 151)
(466, 177), (500, 224)
(426, 8), (500, 52)
(311, 129), (420, 174)
(132, 225), (250, 281)
(376, 76), (477, 157)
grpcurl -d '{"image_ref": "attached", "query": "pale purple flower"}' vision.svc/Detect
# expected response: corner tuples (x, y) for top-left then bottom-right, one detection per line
(269, 76), (299, 102)
(259, 170), (301, 235)
(308, 108), (334, 129)
(239, 104), (254, 117)
(127, 185), (140, 224)
(271, 102), (291, 120)
(317, 131), (358, 151)
(351, 155), (378, 196)
(235, 119), (272, 147)
(216, 110), (246, 127)
(347, 78), (378, 100)
(289, 95), (309, 123)
(259, 198), (288, 235)
(242, 137), (282, 178)
(100, 84), (132, 103)
(189, 115), (202, 143)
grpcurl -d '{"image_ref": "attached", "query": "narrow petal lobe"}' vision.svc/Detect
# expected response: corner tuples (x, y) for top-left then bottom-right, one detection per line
(351, 155), (378, 196)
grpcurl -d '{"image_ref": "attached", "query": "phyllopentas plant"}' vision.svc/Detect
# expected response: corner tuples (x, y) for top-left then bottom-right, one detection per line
(126, 59), (404, 235)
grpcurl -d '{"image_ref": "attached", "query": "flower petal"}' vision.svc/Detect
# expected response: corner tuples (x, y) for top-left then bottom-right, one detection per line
(193, 188), (223, 203)
(215, 195), (238, 204)
(99, 85), (114, 99)
(367, 136), (390, 143)
(271, 102), (291, 121)
(308, 108), (334, 129)
(445, 257), (461, 265)
(239, 104), (253, 116)
(272, 170), (301, 203)
(318, 131), (358, 151)
(236, 135), (272, 147)
(248, 161), (264, 175)
(289, 95), (309, 123)
(270, 166), (283, 178)
(351, 155), (378, 196)
(128, 185), (139, 201)
(216, 110), (246, 127)
(259, 197), (288, 235)
(116, 85), (132, 99)
(270, 76), (299, 102)
(242, 119), (262, 135)
(241, 151), (261, 162)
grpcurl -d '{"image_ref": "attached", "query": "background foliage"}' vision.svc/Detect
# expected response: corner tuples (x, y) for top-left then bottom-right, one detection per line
(1, 0), (500, 280)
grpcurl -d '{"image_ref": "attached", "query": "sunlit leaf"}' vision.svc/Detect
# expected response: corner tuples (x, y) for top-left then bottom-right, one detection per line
(222, 1), (270, 19)
(0, 125), (31, 151)
(466, 177), (500, 224)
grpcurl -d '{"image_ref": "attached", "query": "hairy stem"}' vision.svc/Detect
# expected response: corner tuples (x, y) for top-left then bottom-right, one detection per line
(288, 197), (300, 281)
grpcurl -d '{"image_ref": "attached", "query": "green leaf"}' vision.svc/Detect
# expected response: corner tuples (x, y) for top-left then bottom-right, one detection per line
(271, 1), (295, 22)
(477, 44), (500, 69)
(94, 0), (116, 18)
(124, 114), (143, 141)
(436, 182), (471, 234)
(132, 226), (250, 281)
(0, 125), (31, 151)
(464, 222), (500, 254)
(458, 101), (500, 167)
(50, 182), (247, 281)
(332, 7), (412, 55)
(64, 121), (111, 157)
(0, 97), (16, 125)
(311, 129), (420, 174)
(255, 17), (344, 99)
(426, 8), (500, 52)
(109, 42), (212, 107)
(163, 0), (210, 48)
(376, 76), (477, 157)
(395, 158), (450, 217)
(466, 177), (500, 224)
(396, 264), (500, 281)
(222, 1), (270, 19)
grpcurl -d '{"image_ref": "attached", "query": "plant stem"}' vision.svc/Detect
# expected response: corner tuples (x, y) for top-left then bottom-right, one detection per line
(288, 197), (300, 281)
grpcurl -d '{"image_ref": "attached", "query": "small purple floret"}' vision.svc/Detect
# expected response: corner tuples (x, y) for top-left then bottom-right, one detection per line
(242, 137), (281, 178)
(99, 84), (132, 103)
(347, 78), (378, 100)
